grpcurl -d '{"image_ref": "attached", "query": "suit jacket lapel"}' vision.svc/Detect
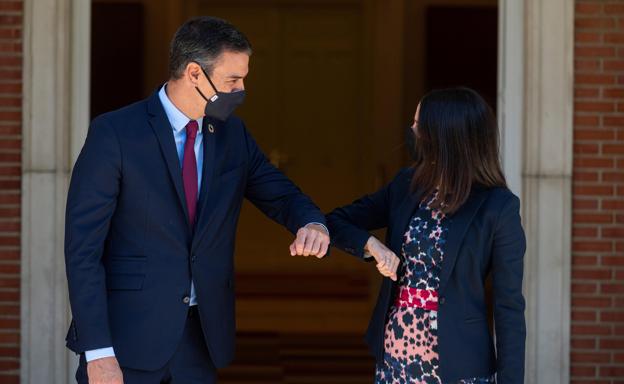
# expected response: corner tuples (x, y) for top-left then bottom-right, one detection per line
(147, 91), (190, 224)
(192, 118), (218, 250)
(438, 188), (488, 294)
(390, 193), (420, 254)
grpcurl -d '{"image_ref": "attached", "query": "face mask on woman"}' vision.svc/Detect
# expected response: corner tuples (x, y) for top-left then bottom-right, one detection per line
(405, 124), (419, 161)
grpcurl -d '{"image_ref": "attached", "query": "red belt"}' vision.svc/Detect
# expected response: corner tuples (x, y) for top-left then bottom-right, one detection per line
(394, 286), (439, 311)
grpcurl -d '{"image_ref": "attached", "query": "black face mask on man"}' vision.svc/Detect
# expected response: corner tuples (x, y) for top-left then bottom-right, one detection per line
(194, 63), (246, 122)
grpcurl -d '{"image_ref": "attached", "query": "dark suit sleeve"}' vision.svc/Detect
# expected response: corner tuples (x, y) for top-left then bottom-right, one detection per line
(64, 116), (121, 352)
(326, 169), (407, 259)
(491, 194), (526, 383)
(242, 124), (325, 233)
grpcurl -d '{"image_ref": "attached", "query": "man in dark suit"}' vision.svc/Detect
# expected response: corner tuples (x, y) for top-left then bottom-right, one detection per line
(65, 16), (330, 384)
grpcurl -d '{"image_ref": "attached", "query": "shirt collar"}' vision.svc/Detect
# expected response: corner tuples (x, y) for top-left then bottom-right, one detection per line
(158, 84), (203, 134)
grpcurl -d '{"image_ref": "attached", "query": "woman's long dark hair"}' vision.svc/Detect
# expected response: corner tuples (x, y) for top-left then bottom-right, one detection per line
(410, 87), (506, 215)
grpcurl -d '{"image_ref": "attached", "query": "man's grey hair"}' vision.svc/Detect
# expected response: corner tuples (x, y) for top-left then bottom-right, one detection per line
(169, 16), (252, 79)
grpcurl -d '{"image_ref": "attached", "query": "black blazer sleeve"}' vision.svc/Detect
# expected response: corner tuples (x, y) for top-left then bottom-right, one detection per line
(242, 123), (326, 234)
(64, 116), (121, 352)
(491, 194), (526, 383)
(326, 168), (409, 258)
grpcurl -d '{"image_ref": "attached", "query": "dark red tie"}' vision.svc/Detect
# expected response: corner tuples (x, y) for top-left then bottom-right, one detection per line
(182, 120), (199, 228)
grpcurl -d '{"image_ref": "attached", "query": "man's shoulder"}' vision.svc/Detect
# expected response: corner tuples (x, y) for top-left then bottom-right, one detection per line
(92, 97), (150, 127)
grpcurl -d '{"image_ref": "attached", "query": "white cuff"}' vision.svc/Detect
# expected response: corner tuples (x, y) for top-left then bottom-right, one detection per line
(85, 347), (115, 362)
(305, 222), (329, 236)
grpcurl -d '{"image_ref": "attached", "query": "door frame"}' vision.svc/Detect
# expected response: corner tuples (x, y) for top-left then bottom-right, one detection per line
(20, 0), (573, 382)
(509, 1), (574, 383)
(21, 0), (90, 382)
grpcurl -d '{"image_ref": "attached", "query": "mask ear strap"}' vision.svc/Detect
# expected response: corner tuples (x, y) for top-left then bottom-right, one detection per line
(195, 86), (213, 103)
(205, 74), (219, 93)
(196, 63), (219, 93)
(192, 61), (219, 102)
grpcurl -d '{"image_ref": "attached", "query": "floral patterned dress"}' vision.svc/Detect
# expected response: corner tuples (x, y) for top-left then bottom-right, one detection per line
(374, 198), (495, 384)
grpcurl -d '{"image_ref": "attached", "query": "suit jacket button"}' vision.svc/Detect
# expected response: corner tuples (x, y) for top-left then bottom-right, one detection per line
(182, 296), (190, 304)
(439, 297), (446, 305)
(191, 254), (197, 262)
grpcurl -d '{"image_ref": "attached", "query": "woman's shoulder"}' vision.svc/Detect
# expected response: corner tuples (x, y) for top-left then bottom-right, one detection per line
(482, 185), (517, 198)
(479, 185), (521, 212)
(390, 166), (416, 187)
(380, 167), (415, 197)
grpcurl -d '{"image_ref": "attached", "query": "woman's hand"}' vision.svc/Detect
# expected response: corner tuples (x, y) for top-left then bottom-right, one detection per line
(365, 236), (400, 281)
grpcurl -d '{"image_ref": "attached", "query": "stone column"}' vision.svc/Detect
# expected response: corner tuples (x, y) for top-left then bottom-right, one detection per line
(522, 0), (574, 382)
(21, 0), (89, 382)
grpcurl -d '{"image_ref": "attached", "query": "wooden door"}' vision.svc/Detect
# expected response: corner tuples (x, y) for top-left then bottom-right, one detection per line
(199, 1), (373, 335)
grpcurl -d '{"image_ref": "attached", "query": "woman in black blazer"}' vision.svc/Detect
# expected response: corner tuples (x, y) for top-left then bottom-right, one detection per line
(327, 88), (526, 384)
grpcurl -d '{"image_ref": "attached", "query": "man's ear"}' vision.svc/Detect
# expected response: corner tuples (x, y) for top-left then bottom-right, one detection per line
(186, 62), (202, 84)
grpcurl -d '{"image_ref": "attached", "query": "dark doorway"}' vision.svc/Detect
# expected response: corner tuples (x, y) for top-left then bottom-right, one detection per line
(424, 4), (498, 332)
(87, 1), (499, 382)
(91, 2), (145, 119)
(425, 5), (498, 110)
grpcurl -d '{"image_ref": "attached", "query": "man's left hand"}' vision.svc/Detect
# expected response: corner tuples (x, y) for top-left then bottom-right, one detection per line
(289, 224), (330, 258)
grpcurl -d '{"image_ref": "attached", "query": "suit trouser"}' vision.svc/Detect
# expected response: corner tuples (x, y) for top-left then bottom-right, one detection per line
(76, 306), (217, 384)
